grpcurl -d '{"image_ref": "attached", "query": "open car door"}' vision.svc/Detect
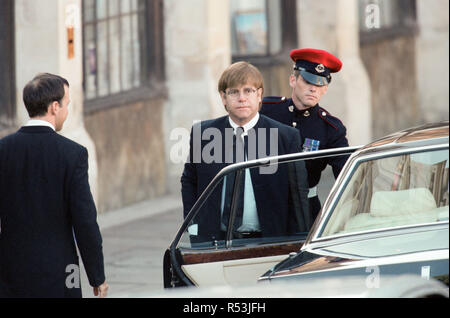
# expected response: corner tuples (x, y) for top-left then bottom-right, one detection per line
(164, 146), (360, 288)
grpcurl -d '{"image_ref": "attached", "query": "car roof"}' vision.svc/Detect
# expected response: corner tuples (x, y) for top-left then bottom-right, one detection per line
(355, 121), (449, 157)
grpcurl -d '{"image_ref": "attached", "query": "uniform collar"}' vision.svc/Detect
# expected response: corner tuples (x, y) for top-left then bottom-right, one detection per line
(291, 100), (319, 117)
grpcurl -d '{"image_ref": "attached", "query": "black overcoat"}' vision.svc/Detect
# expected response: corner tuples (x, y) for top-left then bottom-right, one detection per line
(0, 126), (105, 298)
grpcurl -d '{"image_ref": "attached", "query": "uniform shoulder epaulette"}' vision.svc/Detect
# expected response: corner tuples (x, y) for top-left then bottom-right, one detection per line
(317, 106), (344, 131)
(262, 96), (288, 104)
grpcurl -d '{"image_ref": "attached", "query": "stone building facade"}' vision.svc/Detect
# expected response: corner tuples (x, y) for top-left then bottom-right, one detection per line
(1, 0), (448, 213)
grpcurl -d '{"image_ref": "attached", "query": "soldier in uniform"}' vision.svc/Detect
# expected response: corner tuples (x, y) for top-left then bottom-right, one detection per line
(260, 48), (349, 221)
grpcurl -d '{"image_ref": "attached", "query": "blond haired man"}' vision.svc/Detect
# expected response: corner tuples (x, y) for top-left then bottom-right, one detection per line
(181, 62), (309, 243)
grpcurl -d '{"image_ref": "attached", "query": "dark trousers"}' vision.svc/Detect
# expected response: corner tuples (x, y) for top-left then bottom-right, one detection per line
(309, 196), (321, 222)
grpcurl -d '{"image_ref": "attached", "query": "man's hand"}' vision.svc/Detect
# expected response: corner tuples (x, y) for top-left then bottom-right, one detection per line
(93, 282), (109, 298)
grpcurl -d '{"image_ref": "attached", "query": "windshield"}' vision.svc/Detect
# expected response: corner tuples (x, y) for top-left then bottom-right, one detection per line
(320, 149), (449, 238)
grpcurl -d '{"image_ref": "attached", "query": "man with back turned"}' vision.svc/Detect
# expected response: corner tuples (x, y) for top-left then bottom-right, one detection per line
(0, 73), (108, 298)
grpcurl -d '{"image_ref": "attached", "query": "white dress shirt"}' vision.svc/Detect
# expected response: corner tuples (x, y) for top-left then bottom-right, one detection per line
(221, 114), (261, 232)
(25, 119), (55, 131)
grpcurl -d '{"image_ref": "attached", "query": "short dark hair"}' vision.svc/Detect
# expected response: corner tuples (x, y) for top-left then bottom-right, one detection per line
(23, 73), (69, 118)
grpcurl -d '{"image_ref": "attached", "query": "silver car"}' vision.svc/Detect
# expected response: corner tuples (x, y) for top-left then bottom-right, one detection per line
(164, 121), (449, 290)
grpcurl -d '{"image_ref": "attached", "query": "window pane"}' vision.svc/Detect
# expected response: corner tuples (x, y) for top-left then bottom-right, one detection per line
(121, 0), (131, 14)
(359, 0), (409, 31)
(83, 0), (95, 23)
(109, 18), (121, 94)
(131, 0), (138, 12)
(120, 14), (133, 91)
(84, 24), (97, 99)
(97, 21), (109, 97)
(96, 0), (107, 20)
(230, 0), (268, 56)
(267, 0), (282, 55)
(131, 13), (141, 87)
(380, 0), (400, 27)
(0, 0), (15, 123)
(108, 0), (120, 17)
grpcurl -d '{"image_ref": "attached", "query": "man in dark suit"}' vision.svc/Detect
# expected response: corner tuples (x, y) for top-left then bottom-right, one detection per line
(0, 73), (108, 298)
(181, 62), (309, 243)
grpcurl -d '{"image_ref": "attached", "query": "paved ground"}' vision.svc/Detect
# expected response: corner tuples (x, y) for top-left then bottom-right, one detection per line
(80, 167), (335, 298)
(80, 195), (183, 298)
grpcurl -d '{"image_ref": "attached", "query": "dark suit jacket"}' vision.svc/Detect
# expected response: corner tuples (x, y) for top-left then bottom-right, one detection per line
(0, 126), (105, 298)
(181, 114), (309, 239)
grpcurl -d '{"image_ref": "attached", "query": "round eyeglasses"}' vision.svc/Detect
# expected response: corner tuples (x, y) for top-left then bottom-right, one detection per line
(225, 87), (259, 99)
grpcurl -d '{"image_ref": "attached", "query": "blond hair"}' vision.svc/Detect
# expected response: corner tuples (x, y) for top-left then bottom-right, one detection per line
(218, 61), (264, 95)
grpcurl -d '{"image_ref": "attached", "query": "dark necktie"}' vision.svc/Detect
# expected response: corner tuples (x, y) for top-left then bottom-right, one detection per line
(235, 127), (245, 163)
(222, 127), (246, 232)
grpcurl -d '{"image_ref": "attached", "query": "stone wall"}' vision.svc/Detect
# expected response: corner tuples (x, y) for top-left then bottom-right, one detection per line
(416, 0), (449, 122)
(361, 35), (420, 139)
(85, 99), (166, 213)
(258, 62), (293, 98)
(163, 0), (231, 194)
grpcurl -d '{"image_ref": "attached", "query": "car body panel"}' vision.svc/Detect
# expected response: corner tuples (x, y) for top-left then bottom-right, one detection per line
(182, 254), (289, 286)
(261, 232), (449, 285)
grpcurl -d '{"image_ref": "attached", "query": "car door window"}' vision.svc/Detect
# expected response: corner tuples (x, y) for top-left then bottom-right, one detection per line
(177, 159), (311, 250)
(321, 149), (449, 237)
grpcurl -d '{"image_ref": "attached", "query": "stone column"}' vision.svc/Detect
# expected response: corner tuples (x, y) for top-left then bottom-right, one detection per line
(297, 0), (372, 145)
(163, 0), (232, 193)
(416, 0), (449, 122)
(15, 0), (98, 203)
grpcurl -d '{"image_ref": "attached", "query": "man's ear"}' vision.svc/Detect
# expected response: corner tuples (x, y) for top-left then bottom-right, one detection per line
(220, 91), (227, 107)
(289, 75), (297, 89)
(48, 101), (60, 115)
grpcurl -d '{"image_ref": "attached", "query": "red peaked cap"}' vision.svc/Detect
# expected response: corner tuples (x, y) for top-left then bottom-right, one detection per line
(290, 48), (342, 73)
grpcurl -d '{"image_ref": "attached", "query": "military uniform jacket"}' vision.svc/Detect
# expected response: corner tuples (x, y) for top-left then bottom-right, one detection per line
(0, 126), (105, 298)
(261, 97), (349, 187)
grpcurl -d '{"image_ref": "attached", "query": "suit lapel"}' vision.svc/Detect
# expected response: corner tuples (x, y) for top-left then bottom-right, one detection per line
(203, 116), (231, 173)
(248, 115), (273, 185)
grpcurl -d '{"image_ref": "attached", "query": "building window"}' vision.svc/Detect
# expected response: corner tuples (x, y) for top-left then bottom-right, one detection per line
(0, 0), (15, 127)
(231, 0), (297, 62)
(359, 0), (417, 42)
(82, 0), (165, 112)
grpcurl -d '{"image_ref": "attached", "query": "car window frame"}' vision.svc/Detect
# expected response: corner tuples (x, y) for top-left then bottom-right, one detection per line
(168, 145), (361, 286)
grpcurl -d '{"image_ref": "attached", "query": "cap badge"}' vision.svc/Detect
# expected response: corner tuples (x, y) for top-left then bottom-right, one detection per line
(303, 110), (310, 117)
(289, 106), (294, 113)
(315, 64), (325, 73)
